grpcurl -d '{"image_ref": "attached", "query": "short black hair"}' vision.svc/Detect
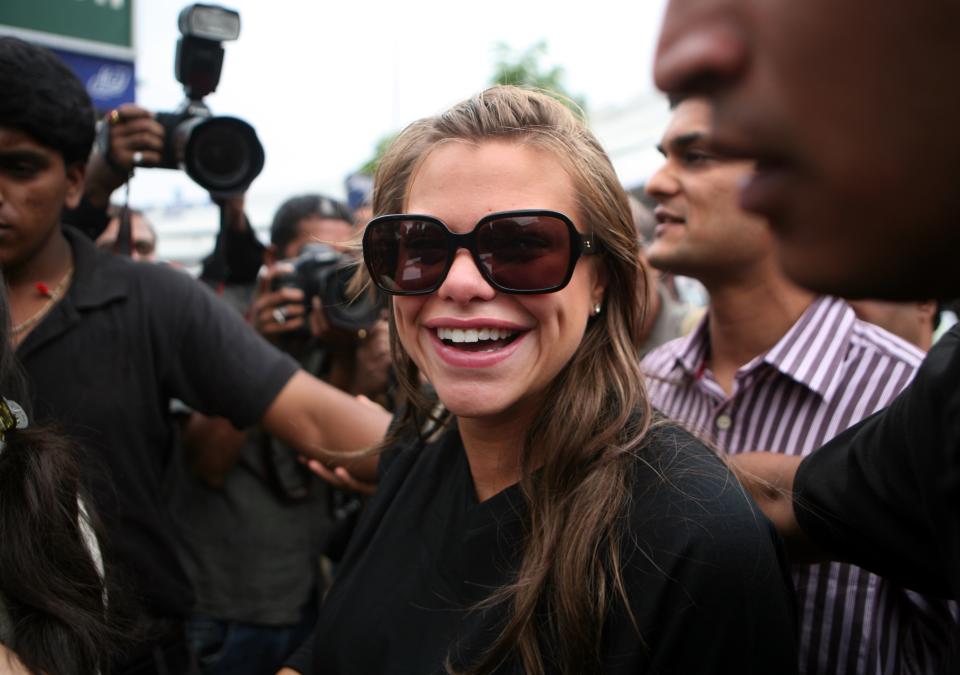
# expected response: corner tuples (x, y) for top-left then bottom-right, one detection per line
(270, 194), (353, 250)
(0, 37), (96, 166)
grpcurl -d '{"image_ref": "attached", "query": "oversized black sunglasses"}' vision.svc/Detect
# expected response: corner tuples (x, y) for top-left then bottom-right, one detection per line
(362, 209), (597, 296)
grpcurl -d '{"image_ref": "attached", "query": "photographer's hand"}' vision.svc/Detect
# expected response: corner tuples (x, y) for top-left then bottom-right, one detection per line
(351, 315), (392, 398)
(308, 296), (333, 340)
(86, 104), (164, 208)
(302, 458), (377, 496)
(251, 262), (307, 338)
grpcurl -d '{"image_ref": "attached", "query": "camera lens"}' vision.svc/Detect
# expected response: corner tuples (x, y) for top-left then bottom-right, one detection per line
(183, 116), (264, 193)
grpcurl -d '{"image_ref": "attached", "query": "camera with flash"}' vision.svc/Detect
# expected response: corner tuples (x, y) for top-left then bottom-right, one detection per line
(154, 3), (264, 194)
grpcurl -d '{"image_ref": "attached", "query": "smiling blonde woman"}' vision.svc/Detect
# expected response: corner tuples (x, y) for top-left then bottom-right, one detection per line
(283, 86), (798, 675)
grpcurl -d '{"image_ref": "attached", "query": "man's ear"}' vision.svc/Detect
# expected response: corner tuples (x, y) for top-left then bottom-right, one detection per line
(918, 300), (938, 327)
(63, 161), (86, 210)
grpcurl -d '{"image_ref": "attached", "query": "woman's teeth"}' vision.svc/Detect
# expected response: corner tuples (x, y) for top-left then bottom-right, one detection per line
(436, 327), (518, 343)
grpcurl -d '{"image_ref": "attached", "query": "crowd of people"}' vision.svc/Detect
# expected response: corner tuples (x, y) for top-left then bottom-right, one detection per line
(1, 0), (959, 671)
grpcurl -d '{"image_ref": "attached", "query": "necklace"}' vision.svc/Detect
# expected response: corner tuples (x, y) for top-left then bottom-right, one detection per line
(11, 264), (75, 336)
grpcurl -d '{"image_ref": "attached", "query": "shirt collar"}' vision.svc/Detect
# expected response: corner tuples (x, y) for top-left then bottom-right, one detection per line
(63, 225), (129, 309)
(665, 296), (856, 400)
(760, 296), (856, 399)
(670, 314), (711, 379)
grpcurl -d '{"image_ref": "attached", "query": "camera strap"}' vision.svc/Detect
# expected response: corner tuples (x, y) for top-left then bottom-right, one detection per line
(112, 181), (134, 258)
(95, 116), (133, 180)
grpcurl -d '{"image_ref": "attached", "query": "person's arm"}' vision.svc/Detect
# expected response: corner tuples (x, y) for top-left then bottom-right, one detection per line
(261, 371), (388, 483)
(180, 413), (249, 487)
(153, 264), (389, 483)
(200, 193), (266, 286)
(303, 455), (377, 495)
(726, 451), (828, 562)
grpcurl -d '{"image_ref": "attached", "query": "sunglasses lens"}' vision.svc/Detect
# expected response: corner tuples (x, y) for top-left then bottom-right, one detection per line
(365, 218), (448, 293)
(477, 215), (572, 292)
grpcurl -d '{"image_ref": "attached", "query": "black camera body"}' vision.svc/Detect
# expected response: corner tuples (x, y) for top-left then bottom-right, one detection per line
(272, 243), (383, 337)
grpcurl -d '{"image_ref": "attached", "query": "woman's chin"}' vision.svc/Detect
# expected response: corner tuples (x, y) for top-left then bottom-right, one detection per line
(434, 381), (548, 428)
(437, 390), (512, 421)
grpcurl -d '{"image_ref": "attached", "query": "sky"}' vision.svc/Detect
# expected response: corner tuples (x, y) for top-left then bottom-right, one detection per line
(128, 0), (669, 216)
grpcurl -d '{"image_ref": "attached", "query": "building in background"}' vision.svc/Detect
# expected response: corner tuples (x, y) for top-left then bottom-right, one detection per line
(591, 91), (672, 197)
(0, 0), (136, 114)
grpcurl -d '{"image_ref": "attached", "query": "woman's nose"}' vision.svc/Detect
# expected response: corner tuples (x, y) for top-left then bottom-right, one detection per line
(436, 249), (497, 303)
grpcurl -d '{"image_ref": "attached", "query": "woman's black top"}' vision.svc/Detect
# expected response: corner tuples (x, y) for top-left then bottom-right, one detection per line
(288, 423), (798, 674)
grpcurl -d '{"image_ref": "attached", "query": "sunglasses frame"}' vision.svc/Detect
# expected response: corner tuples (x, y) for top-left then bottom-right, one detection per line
(363, 209), (598, 296)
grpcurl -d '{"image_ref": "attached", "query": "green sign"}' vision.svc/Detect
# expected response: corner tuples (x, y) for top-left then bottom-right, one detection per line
(0, 0), (132, 49)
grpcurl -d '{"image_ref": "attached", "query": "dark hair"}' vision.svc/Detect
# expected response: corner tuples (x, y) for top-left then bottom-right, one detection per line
(270, 194), (353, 250)
(106, 205), (157, 240)
(0, 37), (96, 166)
(0, 283), (114, 674)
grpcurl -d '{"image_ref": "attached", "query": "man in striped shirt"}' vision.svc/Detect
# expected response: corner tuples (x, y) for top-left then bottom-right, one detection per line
(640, 97), (956, 674)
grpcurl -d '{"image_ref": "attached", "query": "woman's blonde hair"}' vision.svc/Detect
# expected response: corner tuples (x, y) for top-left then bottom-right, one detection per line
(373, 86), (656, 675)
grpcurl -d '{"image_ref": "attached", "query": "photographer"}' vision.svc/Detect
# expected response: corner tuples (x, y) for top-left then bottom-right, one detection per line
(172, 194), (391, 675)
(252, 195), (391, 401)
(95, 206), (158, 262)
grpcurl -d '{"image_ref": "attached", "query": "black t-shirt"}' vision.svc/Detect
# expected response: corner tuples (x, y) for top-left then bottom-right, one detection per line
(16, 227), (299, 619)
(794, 324), (960, 599)
(288, 422), (798, 674)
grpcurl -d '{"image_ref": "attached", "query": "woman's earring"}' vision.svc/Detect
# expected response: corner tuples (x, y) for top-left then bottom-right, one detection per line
(592, 302), (603, 316)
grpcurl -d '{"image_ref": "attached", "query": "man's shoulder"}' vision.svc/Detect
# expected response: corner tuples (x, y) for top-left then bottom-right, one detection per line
(847, 316), (926, 370)
(69, 226), (199, 299)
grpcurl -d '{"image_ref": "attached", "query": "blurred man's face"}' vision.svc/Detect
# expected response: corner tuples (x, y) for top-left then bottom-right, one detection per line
(644, 98), (772, 284)
(0, 127), (83, 271)
(283, 215), (354, 259)
(96, 212), (157, 261)
(654, 1), (960, 299)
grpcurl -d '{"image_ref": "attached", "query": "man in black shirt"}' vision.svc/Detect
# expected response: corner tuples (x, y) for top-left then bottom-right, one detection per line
(652, 0), (960, 621)
(0, 37), (388, 674)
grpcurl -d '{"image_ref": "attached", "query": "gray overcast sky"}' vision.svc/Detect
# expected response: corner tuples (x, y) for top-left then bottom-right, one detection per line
(129, 0), (668, 209)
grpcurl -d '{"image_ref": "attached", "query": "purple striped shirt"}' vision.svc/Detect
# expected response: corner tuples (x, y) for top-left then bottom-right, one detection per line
(642, 296), (957, 675)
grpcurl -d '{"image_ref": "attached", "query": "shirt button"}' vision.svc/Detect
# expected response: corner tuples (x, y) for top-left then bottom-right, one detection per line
(715, 414), (732, 431)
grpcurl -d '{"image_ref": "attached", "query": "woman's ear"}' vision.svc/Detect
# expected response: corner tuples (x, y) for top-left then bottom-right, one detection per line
(590, 261), (608, 312)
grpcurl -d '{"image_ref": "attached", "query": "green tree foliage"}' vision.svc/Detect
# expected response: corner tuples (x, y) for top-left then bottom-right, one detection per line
(358, 132), (399, 177)
(358, 40), (586, 177)
(490, 40), (588, 116)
